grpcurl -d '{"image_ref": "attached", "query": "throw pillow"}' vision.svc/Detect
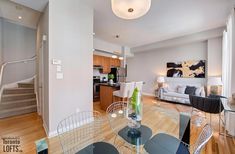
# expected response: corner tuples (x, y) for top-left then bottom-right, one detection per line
(177, 86), (186, 94)
(195, 87), (202, 96)
(185, 86), (197, 95)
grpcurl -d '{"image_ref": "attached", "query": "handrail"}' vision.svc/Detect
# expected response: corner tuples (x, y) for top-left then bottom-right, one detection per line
(0, 55), (37, 88)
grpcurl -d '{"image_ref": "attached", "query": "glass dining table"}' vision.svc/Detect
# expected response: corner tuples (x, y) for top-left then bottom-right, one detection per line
(107, 102), (191, 154)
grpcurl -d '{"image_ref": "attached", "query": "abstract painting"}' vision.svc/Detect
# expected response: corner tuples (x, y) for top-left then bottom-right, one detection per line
(167, 60), (206, 78)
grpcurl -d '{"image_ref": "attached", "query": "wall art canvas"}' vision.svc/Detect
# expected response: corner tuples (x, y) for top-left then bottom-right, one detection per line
(167, 60), (206, 78)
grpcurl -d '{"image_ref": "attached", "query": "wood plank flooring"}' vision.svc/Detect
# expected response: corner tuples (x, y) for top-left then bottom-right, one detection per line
(0, 96), (234, 154)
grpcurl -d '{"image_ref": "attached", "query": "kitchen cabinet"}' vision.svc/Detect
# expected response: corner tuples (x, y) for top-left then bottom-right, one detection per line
(101, 56), (111, 73)
(100, 84), (120, 110)
(93, 55), (102, 66)
(93, 54), (121, 74)
(110, 58), (121, 67)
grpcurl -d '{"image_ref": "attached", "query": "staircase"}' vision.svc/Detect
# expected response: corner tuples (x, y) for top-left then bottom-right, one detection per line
(0, 82), (37, 118)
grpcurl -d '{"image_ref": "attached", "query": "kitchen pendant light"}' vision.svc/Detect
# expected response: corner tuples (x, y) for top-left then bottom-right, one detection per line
(111, 0), (151, 19)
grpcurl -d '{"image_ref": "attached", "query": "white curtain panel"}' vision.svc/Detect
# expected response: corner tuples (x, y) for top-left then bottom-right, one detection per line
(223, 8), (235, 136)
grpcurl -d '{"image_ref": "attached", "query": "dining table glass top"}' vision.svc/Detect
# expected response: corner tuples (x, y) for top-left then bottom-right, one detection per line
(107, 102), (191, 153)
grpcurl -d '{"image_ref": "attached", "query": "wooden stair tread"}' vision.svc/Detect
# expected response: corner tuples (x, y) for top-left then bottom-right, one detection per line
(4, 88), (34, 90)
(0, 105), (37, 113)
(2, 93), (36, 97)
(0, 81), (37, 118)
(1, 98), (36, 104)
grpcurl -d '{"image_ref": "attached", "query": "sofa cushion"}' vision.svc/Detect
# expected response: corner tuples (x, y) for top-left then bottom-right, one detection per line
(195, 87), (203, 96)
(185, 86), (197, 95)
(177, 86), (186, 94)
(163, 92), (189, 99)
(167, 83), (179, 92)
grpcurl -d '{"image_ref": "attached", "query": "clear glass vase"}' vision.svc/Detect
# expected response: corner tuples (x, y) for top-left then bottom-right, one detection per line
(126, 88), (143, 131)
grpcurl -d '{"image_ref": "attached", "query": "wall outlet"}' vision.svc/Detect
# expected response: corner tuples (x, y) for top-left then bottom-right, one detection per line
(56, 65), (62, 72)
(56, 73), (63, 79)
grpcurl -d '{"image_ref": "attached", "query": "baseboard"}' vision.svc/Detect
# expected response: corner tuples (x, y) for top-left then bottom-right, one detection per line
(45, 117), (94, 138)
(43, 122), (58, 138)
(43, 122), (49, 137)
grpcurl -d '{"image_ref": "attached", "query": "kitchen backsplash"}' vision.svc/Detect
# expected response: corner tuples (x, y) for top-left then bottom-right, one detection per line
(93, 69), (108, 81)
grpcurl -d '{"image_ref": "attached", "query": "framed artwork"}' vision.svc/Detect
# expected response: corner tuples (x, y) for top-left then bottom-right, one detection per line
(167, 60), (206, 78)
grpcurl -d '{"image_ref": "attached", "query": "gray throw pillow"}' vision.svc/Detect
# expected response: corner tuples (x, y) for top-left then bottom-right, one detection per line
(185, 86), (197, 95)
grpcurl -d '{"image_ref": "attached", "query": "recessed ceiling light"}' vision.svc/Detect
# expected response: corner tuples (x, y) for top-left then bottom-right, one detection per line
(18, 16), (22, 20)
(119, 57), (124, 60)
(112, 55), (118, 59)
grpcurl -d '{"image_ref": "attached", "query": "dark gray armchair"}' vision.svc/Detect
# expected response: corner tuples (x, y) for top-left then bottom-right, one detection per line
(189, 95), (224, 125)
(189, 95), (224, 114)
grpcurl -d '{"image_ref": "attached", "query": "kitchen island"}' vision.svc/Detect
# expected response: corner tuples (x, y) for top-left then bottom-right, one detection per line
(100, 83), (120, 111)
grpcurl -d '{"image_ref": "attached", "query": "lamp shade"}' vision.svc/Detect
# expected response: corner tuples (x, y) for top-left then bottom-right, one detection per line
(207, 77), (223, 86)
(157, 76), (165, 83)
(111, 0), (151, 19)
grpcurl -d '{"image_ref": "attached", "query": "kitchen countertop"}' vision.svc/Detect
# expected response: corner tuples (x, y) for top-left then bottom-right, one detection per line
(99, 83), (120, 88)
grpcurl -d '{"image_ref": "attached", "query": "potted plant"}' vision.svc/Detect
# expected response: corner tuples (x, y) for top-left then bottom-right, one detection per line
(108, 74), (114, 85)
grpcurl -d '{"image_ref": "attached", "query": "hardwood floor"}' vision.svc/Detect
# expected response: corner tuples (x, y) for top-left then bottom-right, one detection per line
(0, 112), (46, 154)
(0, 96), (234, 154)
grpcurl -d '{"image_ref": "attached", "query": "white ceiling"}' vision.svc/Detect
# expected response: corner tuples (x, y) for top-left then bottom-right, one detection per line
(10, 0), (48, 12)
(0, 0), (41, 29)
(94, 0), (235, 48)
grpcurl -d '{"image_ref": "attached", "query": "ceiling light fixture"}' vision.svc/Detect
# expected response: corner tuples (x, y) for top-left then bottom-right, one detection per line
(111, 0), (151, 20)
(112, 55), (118, 59)
(18, 16), (22, 20)
(119, 57), (124, 60)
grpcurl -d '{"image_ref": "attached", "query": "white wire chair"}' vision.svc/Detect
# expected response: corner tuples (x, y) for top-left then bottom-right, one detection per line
(191, 124), (213, 154)
(106, 101), (128, 134)
(57, 111), (104, 154)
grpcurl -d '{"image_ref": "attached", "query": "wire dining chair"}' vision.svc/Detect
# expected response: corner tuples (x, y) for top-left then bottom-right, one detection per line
(57, 111), (119, 154)
(144, 124), (213, 154)
(106, 101), (128, 144)
(191, 124), (213, 154)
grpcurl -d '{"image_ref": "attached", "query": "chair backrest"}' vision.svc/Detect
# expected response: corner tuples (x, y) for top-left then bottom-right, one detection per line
(135, 81), (144, 92)
(57, 111), (102, 154)
(193, 124), (213, 154)
(106, 101), (128, 134)
(189, 95), (224, 113)
(119, 82), (135, 98)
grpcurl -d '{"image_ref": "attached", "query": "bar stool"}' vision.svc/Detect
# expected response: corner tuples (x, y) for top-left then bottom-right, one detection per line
(113, 82), (135, 101)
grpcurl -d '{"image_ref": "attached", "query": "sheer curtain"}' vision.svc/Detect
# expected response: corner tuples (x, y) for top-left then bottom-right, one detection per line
(222, 9), (235, 98)
(223, 8), (235, 136)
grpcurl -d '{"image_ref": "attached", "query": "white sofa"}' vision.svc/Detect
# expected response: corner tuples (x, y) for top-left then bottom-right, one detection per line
(159, 82), (205, 105)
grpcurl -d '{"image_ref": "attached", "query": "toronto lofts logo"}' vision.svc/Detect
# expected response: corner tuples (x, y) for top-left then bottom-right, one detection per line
(1, 137), (23, 153)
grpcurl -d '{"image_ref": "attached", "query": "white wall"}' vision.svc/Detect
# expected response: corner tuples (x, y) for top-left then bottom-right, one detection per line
(94, 37), (133, 57)
(0, 18), (2, 65)
(94, 37), (122, 54)
(232, 11), (235, 94)
(48, 0), (93, 136)
(1, 19), (36, 85)
(36, 4), (49, 131)
(207, 37), (222, 76)
(127, 41), (208, 95)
